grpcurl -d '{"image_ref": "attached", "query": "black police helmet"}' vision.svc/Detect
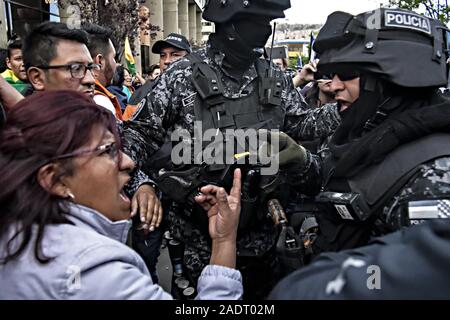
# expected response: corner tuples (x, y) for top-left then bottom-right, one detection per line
(202, 0), (291, 23)
(314, 9), (449, 88)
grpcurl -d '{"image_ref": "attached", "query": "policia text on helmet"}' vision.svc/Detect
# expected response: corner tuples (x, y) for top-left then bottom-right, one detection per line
(202, 0), (291, 75)
(314, 8), (449, 89)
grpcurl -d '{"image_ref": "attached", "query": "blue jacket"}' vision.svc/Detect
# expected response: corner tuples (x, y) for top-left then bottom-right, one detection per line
(0, 204), (242, 300)
(107, 85), (128, 111)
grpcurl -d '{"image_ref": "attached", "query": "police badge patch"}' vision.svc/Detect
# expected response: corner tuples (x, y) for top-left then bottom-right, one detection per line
(182, 93), (197, 108)
(384, 10), (431, 35)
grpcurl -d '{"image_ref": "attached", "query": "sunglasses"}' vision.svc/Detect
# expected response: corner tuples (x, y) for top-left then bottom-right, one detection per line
(314, 71), (360, 81)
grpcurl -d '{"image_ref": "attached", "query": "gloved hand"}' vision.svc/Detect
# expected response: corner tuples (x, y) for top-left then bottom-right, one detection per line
(257, 130), (308, 172)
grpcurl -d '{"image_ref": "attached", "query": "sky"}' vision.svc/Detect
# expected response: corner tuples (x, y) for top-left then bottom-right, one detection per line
(283, 0), (391, 24)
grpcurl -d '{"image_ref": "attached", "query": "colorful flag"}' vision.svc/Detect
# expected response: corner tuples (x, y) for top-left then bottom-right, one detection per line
(296, 54), (303, 70)
(124, 36), (136, 75)
(308, 32), (317, 62)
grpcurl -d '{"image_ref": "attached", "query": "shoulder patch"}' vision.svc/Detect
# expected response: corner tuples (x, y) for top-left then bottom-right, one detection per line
(182, 93), (197, 108)
(384, 10), (431, 35)
(408, 199), (450, 221)
(130, 98), (147, 121)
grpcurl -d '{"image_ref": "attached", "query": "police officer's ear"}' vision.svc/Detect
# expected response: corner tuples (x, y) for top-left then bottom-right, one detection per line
(92, 53), (105, 71)
(27, 67), (46, 91)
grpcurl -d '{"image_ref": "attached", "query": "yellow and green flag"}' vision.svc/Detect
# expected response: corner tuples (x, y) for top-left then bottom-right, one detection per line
(124, 36), (136, 75)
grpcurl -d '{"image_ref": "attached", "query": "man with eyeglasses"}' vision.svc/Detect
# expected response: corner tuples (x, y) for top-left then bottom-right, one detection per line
(23, 21), (163, 251)
(24, 22), (96, 99)
(83, 24), (123, 120)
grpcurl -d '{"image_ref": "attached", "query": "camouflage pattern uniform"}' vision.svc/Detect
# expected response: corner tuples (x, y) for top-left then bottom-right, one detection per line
(122, 44), (340, 295)
(123, 46), (340, 168)
(377, 157), (450, 233)
(116, 120), (156, 196)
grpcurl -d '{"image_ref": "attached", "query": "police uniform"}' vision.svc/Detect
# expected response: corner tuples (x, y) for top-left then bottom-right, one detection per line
(123, 45), (337, 297)
(307, 9), (450, 255)
(122, 0), (341, 299)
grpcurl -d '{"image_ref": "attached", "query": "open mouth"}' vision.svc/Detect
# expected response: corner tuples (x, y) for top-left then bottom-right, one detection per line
(337, 100), (351, 112)
(84, 90), (94, 97)
(119, 188), (130, 204)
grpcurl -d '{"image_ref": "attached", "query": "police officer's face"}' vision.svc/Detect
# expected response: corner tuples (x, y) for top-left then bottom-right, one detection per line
(330, 75), (360, 112)
(159, 46), (188, 72)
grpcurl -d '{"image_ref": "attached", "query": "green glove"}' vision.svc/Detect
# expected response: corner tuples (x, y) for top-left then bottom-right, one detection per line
(257, 130), (308, 172)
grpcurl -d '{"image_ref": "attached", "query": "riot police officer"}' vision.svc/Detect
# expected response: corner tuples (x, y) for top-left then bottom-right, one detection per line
(123, 0), (340, 299)
(305, 8), (450, 255)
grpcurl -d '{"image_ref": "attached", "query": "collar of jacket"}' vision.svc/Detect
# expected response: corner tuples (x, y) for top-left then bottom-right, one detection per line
(66, 203), (131, 244)
(1, 69), (23, 83)
(94, 79), (124, 120)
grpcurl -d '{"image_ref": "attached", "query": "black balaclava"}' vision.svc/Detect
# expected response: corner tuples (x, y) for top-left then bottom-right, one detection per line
(209, 16), (272, 77)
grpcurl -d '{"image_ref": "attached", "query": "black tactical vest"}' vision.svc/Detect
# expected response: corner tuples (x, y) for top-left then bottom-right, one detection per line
(187, 53), (285, 135)
(314, 133), (450, 252)
(174, 53), (287, 232)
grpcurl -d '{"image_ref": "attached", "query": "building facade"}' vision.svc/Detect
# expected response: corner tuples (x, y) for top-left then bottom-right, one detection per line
(0, 0), (214, 73)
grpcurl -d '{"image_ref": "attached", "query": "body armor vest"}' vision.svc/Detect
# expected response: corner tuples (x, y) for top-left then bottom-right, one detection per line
(187, 53), (285, 135)
(315, 133), (450, 251)
(168, 53), (287, 233)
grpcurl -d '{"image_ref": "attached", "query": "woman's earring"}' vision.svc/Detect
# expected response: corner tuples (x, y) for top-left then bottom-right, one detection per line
(66, 191), (75, 200)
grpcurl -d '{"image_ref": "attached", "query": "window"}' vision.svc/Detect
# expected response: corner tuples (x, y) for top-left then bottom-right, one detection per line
(4, 0), (60, 39)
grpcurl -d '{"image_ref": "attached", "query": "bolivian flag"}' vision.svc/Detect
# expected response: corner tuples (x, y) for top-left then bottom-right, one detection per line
(124, 36), (136, 75)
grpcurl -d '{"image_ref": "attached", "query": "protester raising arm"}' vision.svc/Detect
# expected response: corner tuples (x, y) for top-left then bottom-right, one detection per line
(195, 169), (242, 270)
(0, 76), (24, 111)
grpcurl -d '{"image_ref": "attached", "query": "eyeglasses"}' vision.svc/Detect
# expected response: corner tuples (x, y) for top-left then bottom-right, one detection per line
(315, 71), (360, 82)
(35, 63), (100, 79)
(52, 142), (120, 163)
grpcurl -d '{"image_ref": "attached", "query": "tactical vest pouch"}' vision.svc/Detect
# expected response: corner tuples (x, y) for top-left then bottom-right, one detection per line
(239, 169), (261, 230)
(156, 166), (204, 204)
(276, 225), (304, 275)
(255, 59), (283, 107)
(315, 192), (372, 221)
(187, 53), (224, 107)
